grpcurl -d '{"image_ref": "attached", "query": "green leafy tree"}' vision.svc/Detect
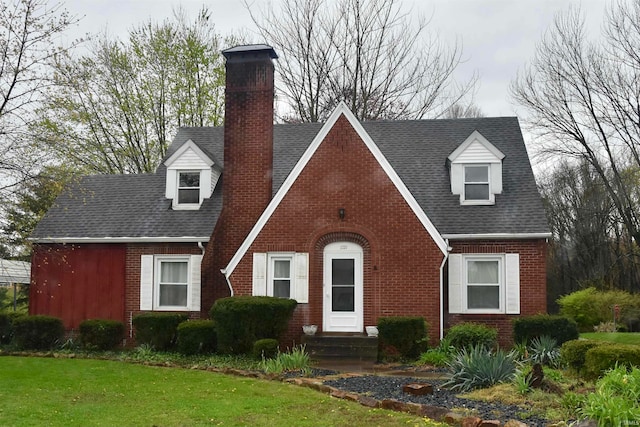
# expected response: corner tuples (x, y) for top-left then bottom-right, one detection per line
(35, 7), (230, 174)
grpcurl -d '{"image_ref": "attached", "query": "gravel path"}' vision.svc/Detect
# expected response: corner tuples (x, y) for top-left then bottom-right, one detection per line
(323, 375), (549, 426)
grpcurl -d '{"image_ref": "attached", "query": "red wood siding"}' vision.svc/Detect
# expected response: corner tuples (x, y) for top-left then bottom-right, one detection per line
(446, 239), (547, 347)
(30, 244), (126, 331)
(228, 115), (445, 347)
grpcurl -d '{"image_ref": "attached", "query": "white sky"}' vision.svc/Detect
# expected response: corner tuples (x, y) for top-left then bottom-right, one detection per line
(59, 0), (608, 172)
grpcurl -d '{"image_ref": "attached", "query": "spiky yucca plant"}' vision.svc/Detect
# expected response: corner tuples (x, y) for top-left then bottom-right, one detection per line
(443, 345), (517, 392)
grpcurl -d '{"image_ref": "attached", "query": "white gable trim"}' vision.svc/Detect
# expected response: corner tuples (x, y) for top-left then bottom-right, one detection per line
(164, 139), (214, 168)
(448, 130), (505, 163)
(224, 102), (448, 278)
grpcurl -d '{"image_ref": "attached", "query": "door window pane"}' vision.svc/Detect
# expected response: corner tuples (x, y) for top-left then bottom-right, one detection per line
(332, 259), (354, 285)
(332, 287), (355, 311)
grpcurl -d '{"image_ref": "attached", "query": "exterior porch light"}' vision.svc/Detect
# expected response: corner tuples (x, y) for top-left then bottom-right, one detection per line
(338, 208), (345, 220)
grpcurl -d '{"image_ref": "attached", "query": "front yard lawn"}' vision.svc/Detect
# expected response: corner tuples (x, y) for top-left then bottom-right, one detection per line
(0, 356), (439, 427)
(580, 332), (640, 345)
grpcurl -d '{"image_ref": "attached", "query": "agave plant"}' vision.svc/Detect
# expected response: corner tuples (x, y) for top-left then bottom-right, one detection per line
(442, 345), (518, 392)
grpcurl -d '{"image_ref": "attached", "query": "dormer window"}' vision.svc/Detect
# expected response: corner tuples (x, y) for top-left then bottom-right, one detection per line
(178, 172), (200, 205)
(464, 165), (490, 201)
(163, 139), (219, 210)
(448, 131), (505, 206)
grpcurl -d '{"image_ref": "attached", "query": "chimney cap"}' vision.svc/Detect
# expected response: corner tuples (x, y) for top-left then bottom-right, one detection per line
(222, 44), (278, 60)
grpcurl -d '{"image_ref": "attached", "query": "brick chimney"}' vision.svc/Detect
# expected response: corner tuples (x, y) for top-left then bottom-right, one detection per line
(201, 44), (278, 309)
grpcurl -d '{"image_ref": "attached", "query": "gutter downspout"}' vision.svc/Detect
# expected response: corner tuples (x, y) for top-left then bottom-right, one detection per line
(439, 239), (452, 341)
(220, 269), (234, 297)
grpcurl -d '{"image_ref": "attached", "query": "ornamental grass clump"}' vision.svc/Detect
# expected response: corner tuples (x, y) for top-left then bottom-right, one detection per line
(260, 345), (310, 375)
(443, 345), (517, 392)
(528, 335), (561, 368)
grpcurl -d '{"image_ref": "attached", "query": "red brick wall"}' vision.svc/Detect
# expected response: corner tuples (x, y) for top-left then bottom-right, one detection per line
(445, 239), (547, 347)
(229, 115), (445, 347)
(124, 242), (203, 345)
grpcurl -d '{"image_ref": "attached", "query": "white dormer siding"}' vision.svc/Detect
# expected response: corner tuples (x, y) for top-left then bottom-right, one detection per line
(164, 139), (217, 210)
(448, 130), (505, 205)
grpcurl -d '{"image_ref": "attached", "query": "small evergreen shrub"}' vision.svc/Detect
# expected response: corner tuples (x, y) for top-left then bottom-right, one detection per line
(12, 315), (64, 350)
(211, 296), (297, 354)
(253, 338), (279, 359)
(79, 319), (124, 351)
(584, 343), (640, 379)
(513, 314), (579, 345)
(0, 312), (23, 344)
(443, 345), (517, 392)
(377, 316), (428, 360)
(446, 322), (497, 350)
(560, 339), (603, 375)
(176, 320), (216, 355)
(132, 313), (188, 350)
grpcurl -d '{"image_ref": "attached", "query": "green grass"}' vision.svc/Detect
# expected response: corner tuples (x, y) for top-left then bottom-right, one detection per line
(0, 357), (441, 426)
(580, 332), (640, 345)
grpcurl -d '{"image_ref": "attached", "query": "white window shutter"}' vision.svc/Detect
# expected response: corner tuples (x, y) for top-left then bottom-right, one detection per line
(252, 253), (267, 296)
(448, 254), (463, 313)
(505, 254), (520, 314)
(293, 253), (309, 303)
(140, 255), (154, 310)
(190, 255), (203, 311)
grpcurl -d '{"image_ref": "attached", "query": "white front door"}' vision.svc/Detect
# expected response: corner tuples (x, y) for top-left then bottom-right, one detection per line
(323, 242), (363, 332)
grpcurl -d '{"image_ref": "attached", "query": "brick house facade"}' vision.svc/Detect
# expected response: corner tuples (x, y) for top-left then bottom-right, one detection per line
(30, 44), (550, 349)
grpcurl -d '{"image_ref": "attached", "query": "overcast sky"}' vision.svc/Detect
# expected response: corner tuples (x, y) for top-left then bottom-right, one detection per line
(60, 0), (607, 120)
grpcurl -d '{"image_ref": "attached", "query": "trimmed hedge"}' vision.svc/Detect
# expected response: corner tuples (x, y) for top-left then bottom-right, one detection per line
(12, 315), (64, 350)
(513, 314), (579, 345)
(560, 339), (604, 375)
(253, 338), (279, 359)
(79, 319), (125, 351)
(377, 316), (428, 360)
(132, 313), (188, 350)
(446, 322), (497, 350)
(585, 343), (640, 379)
(211, 296), (297, 354)
(0, 312), (23, 344)
(176, 320), (216, 355)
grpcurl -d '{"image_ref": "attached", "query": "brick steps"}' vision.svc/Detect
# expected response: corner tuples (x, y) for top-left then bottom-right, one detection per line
(301, 334), (378, 361)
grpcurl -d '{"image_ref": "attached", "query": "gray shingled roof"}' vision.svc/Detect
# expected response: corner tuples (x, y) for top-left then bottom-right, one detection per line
(32, 116), (549, 241)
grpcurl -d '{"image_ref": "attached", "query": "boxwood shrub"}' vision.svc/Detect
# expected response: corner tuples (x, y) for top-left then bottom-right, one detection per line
(513, 314), (579, 345)
(176, 320), (216, 355)
(132, 313), (188, 350)
(446, 322), (497, 350)
(0, 312), (23, 345)
(210, 296), (297, 354)
(12, 315), (64, 350)
(253, 338), (279, 359)
(584, 343), (640, 379)
(560, 339), (604, 375)
(377, 316), (428, 360)
(79, 319), (125, 351)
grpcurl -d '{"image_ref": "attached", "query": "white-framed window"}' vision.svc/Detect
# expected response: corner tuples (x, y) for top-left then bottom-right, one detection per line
(463, 165), (490, 202)
(139, 254), (202, 311)
(465, 256), (502, 312)
(177, 171), (200, 205)
(252, 252), (309, 303)
(448, 253), (520, 315)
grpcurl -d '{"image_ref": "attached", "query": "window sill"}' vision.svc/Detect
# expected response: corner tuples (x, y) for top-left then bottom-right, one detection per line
(152, 306), (192, 312)
(172, 203), (201, 210)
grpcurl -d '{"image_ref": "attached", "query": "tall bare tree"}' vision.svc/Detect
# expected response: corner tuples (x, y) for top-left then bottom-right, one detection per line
(0, 0), (79, 194)
(35, 7), (231, 174)
(248, 0), (477, 122)
(512, 0), (640, 292)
